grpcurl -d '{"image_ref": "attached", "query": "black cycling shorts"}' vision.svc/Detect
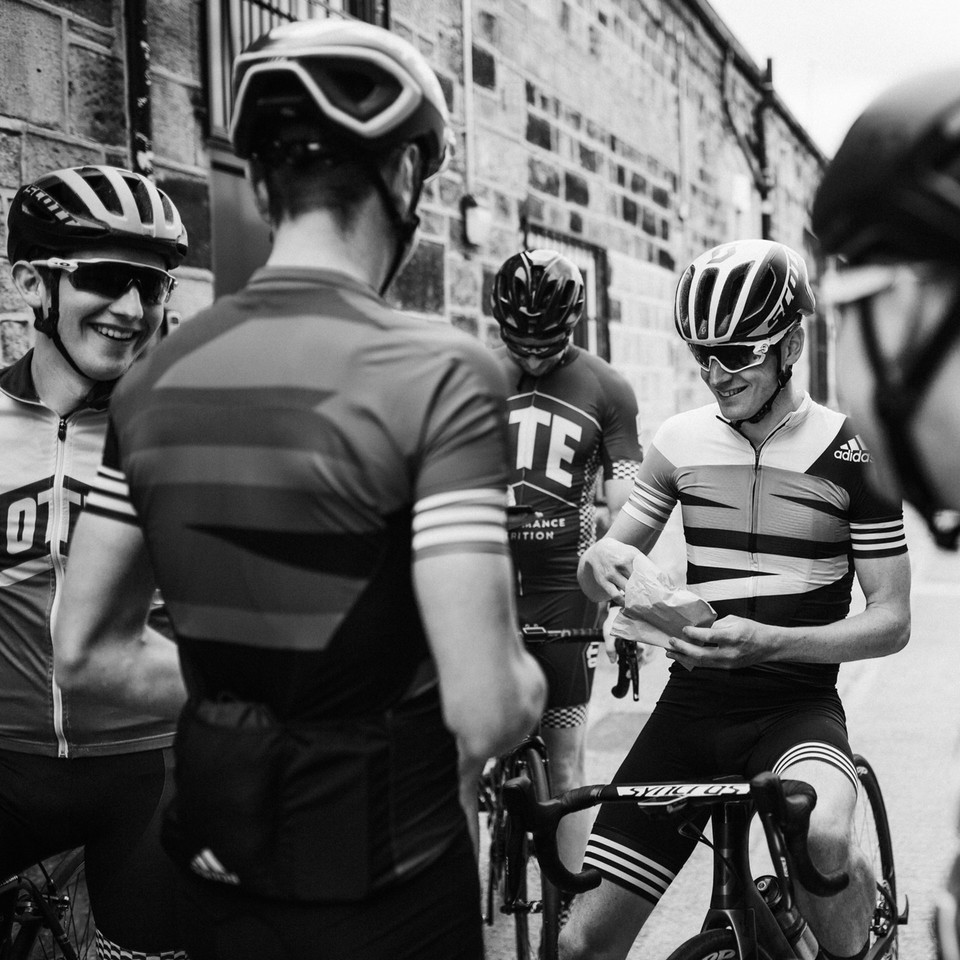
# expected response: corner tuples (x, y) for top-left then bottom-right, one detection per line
(0, 747), (182, 954)
(582, 672), (857, 906)
(176, 827), (483, 960)
(518, 590), (600, 717)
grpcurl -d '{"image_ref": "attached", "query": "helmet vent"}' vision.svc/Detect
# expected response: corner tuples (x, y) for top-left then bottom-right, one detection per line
(694, 268), (716, 339)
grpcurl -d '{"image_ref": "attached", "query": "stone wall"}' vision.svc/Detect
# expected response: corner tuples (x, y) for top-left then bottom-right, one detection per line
(0, 0), (826, 436)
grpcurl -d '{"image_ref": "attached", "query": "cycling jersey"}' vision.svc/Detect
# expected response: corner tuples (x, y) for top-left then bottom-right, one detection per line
(0, 352), (174, 758)
(495, 345), (642, 593)
(85, 266), (511, 899)
(621, 394), (908, 689)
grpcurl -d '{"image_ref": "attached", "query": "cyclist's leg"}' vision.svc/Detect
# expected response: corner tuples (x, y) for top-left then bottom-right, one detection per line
(0, 750), (91, 874)
(560, 687), (713, 960)
(176, 826), (482, 960)
(746, 697), (871, 958)
(519, 591), (600, 873)
(82, 747), (187, 958)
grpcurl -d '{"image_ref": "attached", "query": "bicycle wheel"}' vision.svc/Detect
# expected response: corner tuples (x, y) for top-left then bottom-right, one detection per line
(664, 928), (774, 960)
(12, 849), (94, 960)
(502, 745), (561, 960)
(852, 754), (898, 957)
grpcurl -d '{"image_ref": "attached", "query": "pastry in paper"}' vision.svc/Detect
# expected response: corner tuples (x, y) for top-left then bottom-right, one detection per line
(610, 552), (716, 649)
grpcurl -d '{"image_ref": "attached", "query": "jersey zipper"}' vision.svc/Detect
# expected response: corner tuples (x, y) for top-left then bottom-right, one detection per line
(747, 418), (792, 618)
(50, 416), (71, 758)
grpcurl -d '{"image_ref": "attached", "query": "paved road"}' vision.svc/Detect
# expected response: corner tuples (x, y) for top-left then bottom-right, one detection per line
(483, 507), (960, 958)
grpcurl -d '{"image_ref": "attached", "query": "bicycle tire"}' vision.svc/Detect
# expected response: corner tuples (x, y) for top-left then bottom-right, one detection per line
(664, 928), (774, 960)
(12, 849), (93, 960)
(852, 754), (899, 955)
(502, 746), (561, 960)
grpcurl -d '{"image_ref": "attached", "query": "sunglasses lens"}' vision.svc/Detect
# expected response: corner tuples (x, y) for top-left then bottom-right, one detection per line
(69, 263), (173, 305)
(503, 333), (568, 358)
(688, 343), (759, 372)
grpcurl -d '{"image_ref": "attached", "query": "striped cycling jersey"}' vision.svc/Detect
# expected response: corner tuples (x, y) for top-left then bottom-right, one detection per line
(495, 346), (642, 593)
(84, 267), (514, 892)
(623, 394), (907, 689)
(86, 267), (511, 712)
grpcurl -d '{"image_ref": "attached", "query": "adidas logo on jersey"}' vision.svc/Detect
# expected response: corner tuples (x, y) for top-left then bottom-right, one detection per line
(189, 848), (240, 885)
(834, 435), (872, 463)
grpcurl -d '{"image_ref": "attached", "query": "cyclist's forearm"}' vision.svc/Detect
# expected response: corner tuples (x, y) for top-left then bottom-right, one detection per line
(768, 603), (910, 663)
(56, 624), (186, 718)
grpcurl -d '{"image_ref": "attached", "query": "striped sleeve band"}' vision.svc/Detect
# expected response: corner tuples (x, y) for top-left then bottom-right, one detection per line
(849, 518), (907, 557)
(412, 488), (508, 559)
(83, 464), (141, 527)
(620, 479), (672, 529)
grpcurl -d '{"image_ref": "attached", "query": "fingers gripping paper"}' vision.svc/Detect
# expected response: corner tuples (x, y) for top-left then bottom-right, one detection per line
(611, 553), (716, 649)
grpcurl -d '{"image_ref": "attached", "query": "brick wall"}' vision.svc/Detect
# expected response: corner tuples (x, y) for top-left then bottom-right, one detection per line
(0, 0), (826, 433)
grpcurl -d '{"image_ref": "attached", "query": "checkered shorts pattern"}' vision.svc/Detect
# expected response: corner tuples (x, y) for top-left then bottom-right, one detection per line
(541, 703), (589, 729)
(95, 931), (189, 960)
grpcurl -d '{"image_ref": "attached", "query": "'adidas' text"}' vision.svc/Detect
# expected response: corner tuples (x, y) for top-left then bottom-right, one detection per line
(834, 436), (872, 463)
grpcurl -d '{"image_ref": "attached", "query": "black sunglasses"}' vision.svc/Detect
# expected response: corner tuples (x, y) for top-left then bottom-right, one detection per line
(32, 258), (177, 306)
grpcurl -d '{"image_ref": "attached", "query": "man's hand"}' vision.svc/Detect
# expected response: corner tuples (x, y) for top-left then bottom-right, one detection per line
(668, 615), (775, 670)
(578, 538), (640, 602)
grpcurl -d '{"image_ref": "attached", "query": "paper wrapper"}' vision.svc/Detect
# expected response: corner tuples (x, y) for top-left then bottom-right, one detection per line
(610, 553), (716, 652)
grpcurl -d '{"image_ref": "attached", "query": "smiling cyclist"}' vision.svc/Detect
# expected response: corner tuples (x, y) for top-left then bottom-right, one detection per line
(567, 238), (911, 960)
(0, 165), (187, 959)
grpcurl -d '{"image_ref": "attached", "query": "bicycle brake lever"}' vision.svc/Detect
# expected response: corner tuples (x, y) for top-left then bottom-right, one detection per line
(501, 777), (602, 894)
(751, 773), (849, 897)
(611, 638), (640, 700)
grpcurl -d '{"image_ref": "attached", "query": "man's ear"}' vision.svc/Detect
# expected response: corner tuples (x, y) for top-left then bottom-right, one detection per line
(249, 163), (273, 225)
(11, 261), (50, 310)
(389, 142), (422, 213)
(784, 323), (805, 365)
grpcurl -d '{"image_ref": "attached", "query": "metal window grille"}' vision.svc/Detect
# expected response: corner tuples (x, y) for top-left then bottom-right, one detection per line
(205, 0), (389, 145)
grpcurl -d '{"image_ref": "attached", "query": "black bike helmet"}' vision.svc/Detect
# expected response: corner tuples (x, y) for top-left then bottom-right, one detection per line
(7, 165), (187, 269)
(675, 239), (815, 346)
(812, 69), (960, 549)
(811, 67), (960, 265)
(492, 250), (585, 356)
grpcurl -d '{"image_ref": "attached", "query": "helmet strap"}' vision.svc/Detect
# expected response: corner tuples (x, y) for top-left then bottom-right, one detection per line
(362, 158), (422, 297)
(729, 342), (792, 429)
(859, 294), (960, 549)
(34, 275), (119, 386)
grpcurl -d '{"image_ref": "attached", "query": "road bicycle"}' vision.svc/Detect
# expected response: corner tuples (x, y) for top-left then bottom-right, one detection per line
(0, 848), (93, 960)
(504, 754), (906, 960)
(480, 623), (641, 960)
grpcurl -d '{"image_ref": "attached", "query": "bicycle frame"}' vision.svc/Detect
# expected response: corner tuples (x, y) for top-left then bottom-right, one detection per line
(502, 774), (851, 960)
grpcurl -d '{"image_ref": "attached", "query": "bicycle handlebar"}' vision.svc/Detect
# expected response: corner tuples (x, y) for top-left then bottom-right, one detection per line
(751, 771), (849, 897)
(502, 772), (849, 898)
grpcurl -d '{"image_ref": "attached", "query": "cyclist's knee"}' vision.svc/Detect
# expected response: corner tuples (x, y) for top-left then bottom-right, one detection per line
(806, 818), (854, 873)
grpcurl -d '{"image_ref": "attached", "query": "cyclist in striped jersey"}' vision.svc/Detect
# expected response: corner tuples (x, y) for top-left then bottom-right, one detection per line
(565, 240), (911, 960)
(51, 19), (544, 960)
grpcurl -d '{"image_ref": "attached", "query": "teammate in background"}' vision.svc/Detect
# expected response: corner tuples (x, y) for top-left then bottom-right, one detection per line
(810, 66), (960, 960)
(52, 19), (545, 960)
(1, 165), (187, 958)
(564, 239), (911, 960)
(492, 249), (642, 891)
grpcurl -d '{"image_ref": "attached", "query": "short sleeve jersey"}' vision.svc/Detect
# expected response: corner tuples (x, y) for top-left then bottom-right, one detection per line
(494, 345), (642, 593)
(622, 394), (907, 690)
(87, 267), (511, 717)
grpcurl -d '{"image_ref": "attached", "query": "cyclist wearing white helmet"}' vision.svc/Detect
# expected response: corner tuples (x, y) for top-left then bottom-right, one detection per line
(492, 249), (642, 904)
(568, 239), (911, 960)
(52, 18), (544, 960)
(811, 67), (960, 960)
(1, 165), (187, 958)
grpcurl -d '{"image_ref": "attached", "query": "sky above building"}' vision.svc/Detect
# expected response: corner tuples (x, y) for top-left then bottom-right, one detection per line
(706, 0), (960, 157)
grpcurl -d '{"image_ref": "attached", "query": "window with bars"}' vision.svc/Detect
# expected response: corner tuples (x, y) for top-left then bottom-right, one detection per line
(205, 0), (389, 145)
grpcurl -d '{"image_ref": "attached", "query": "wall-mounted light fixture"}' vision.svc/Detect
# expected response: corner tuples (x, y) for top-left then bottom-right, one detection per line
(461, 193), (493, 249)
